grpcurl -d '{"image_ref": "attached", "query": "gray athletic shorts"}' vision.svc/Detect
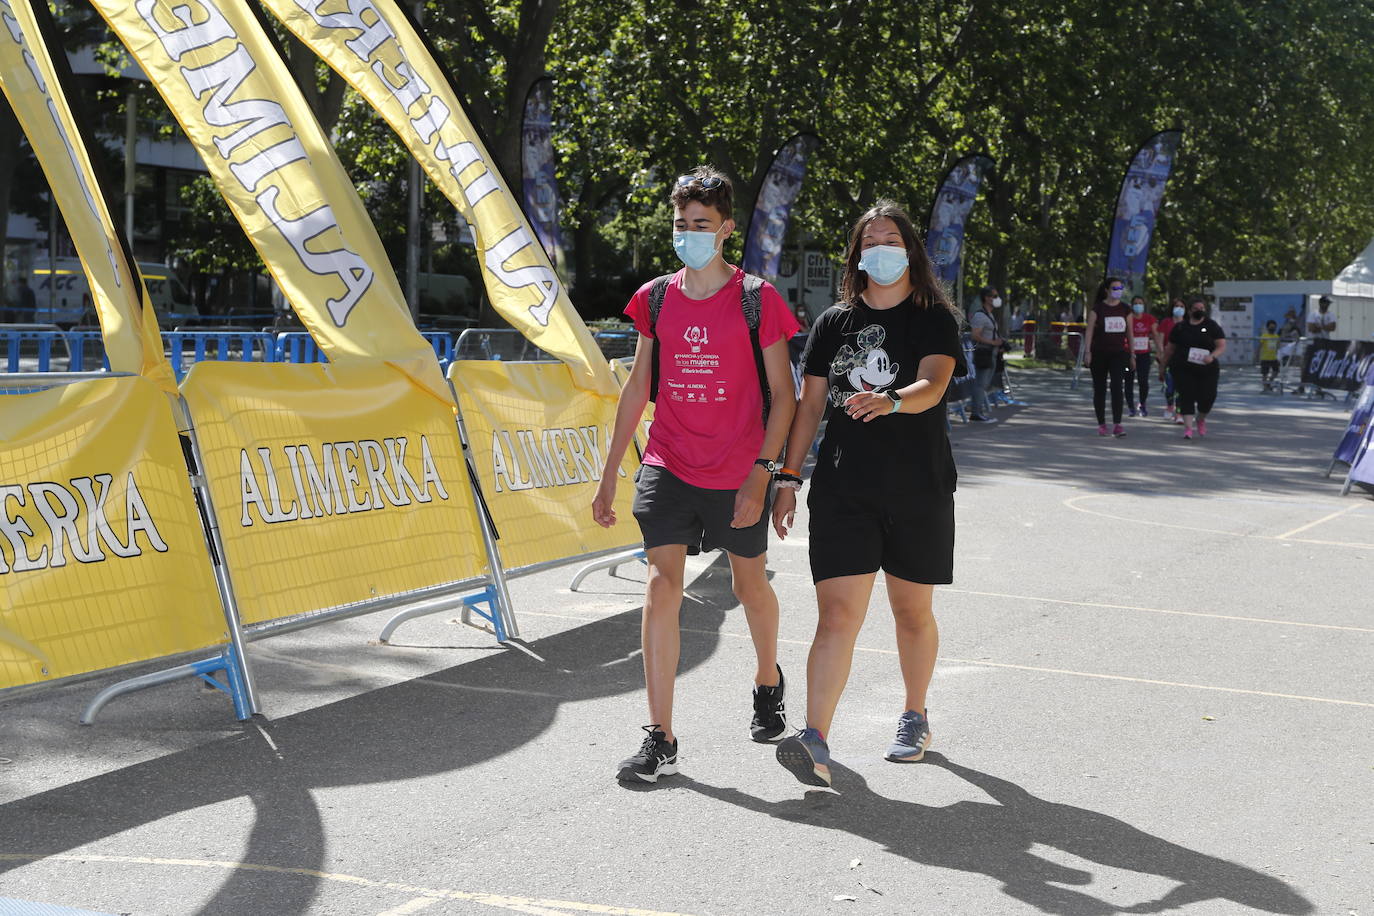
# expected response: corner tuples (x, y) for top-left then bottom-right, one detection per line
(632, 464), (771, 558)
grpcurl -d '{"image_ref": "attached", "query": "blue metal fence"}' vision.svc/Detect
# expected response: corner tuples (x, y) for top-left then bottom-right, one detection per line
(1, 327), (461, 380)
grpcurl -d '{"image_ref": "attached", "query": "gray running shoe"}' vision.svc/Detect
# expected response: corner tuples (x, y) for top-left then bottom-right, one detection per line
(885, 709), (932, 762)
(776, 727), (832, 787)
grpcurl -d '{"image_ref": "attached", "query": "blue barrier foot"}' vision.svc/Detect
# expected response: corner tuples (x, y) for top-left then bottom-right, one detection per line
(459, 585), (508, 643)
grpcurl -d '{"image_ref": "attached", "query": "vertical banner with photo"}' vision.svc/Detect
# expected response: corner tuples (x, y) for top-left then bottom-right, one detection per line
(1332, 366), (1374, 468)
(0, 0), (174, 392)
(925, 154), (994, 292)
(257, 0), (616, 395)
(742, 133), (818, 280)
(88, 0), (449, 403)
(520, 77), (562, 265)
(1105, 129), (1183, 299)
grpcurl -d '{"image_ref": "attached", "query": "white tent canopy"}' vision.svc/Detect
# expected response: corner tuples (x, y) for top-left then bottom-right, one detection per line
(1334, 236), (1374, 298)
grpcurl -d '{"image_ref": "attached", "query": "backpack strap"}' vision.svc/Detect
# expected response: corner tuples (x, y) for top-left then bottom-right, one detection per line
(740, 273), (770, 427)
(646, 274), (673, 404)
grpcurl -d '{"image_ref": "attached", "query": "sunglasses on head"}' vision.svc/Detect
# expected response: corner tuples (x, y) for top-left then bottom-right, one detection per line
(676, 175), (724, 190)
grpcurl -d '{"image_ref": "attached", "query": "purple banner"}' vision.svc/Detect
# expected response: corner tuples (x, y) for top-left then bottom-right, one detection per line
(1333, 368), (1374, 466)
(1348, 415), (1374, 490)
(521, 77), (562, 262)
(925, 155), (993, 289)
(742, 134), (817, 278)
(1106, 130), (1182, 297)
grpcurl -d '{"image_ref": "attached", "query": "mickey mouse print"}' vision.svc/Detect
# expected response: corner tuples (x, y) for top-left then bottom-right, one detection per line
(800, 297), (964, 492)
(829, 324), (899, 405)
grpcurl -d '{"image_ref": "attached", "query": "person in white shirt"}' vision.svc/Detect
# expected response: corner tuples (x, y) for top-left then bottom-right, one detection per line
(1307, 297), (1337, 339)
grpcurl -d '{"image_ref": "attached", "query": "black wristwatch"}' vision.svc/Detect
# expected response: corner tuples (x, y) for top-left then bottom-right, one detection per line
(754, 458), (779, 473)
(885, 390), (902, 413)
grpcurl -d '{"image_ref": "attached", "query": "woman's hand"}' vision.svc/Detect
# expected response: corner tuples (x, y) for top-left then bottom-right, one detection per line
(771, 487), (797, 539)
(843, 391), (896, 422)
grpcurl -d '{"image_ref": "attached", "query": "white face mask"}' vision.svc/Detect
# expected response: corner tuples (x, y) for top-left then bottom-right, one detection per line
(991, 297), (1003, 308)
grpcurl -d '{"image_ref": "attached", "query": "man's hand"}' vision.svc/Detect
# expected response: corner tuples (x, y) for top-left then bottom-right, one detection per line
(1083, 350), (1092, 367)
(591, 477), (617, 528)
(731, 466), (771, 528)
(771, 487), (797, 539)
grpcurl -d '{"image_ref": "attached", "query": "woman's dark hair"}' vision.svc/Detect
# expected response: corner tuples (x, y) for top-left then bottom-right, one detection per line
(1094, 277), (1125, 304)
(838, 200), (958, 321)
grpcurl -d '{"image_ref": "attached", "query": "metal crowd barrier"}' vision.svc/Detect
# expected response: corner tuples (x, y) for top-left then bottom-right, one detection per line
(0, 371), (258, 723)
(2, 335), (676, 725)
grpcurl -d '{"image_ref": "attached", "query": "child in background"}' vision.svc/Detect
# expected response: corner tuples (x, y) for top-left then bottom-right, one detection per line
(1259, 320), (1280, 390)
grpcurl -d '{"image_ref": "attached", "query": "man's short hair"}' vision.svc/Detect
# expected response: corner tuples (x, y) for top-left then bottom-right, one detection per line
(1188, 295), (1206, 306)
(670, 166), (733, 221)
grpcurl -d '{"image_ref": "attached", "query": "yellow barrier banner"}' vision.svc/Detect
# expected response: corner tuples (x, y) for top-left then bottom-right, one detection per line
(181, 362), (486, 625)
(88, 0), (448, 403)
(0, 378), (224, 689)
(0, 0), (173, 392)
(258, 0), (617, 397)
(449, 361), (641, 571)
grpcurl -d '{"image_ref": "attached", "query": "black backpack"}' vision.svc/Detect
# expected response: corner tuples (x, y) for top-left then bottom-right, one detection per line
(647, 272), (771, 426)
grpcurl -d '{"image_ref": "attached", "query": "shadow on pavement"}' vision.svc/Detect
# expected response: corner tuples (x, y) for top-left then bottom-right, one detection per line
(681, 752), (1312, 916)
(0, 555), (738, 915)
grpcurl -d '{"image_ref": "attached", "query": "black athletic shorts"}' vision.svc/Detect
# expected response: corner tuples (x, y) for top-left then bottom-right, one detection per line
(806, 484), (954, 584)
(632, 464), (771, 558)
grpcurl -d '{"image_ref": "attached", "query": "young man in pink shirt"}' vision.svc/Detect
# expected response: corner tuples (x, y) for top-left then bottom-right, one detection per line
(592, 166), (800, 783)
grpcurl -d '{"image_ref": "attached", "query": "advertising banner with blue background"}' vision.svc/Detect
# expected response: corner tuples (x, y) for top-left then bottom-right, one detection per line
(742, 133), (817, 279)
(1106, 129), (1182, 298)
(925, 154), (993, 290)
(521, 77), (562, 264)
(1332, 365), (1374, 466)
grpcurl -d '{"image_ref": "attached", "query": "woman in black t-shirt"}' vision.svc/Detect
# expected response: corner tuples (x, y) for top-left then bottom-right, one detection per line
(770, 201), (962, 788)
(1083, 277), (1133, 437)
(1162, 296), (1227, 440)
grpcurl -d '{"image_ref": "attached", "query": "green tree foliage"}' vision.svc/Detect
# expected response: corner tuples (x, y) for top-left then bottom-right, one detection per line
(6, 0), (1374, 322)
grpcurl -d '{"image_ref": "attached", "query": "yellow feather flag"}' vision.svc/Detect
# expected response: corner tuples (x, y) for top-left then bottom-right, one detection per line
(0, 0), (175, 393)
(86, 0), (449, 403)
(257, 0), (617, 396)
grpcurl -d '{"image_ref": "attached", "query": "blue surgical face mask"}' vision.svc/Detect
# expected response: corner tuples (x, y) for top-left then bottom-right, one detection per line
(1173, 306), (1185, 319)
(1132, 303), (1145, 314)
(858, 245), (909, 286)
(673, 229), (722, 270)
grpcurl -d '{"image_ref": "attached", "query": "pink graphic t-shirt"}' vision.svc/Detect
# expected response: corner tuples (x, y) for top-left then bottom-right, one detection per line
(625, 267), (799, 490)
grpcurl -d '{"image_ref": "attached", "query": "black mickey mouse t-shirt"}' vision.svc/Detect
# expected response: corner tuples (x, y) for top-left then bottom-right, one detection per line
(801, 296), (963, 493)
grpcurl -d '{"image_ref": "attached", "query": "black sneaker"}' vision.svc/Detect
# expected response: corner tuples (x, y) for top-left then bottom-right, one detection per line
(750, 665), (787, 742)
(616, 725), (678, 783)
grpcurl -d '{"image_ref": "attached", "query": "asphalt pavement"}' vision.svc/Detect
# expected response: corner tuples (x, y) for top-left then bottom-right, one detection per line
(1, 364), (1370, 916)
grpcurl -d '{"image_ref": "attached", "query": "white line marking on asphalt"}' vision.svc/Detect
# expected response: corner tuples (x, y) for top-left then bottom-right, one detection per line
(1274, 504), (1358, 540)
(253, 724), (282, 760)
(514, 611), (1372, 707)
(378, 897), (443, 915)
(1063, 495), (1374, 549)
(0, 854), (702, 916)
(930, 656), (1374, 709)
(938, 587), (1374, 633)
